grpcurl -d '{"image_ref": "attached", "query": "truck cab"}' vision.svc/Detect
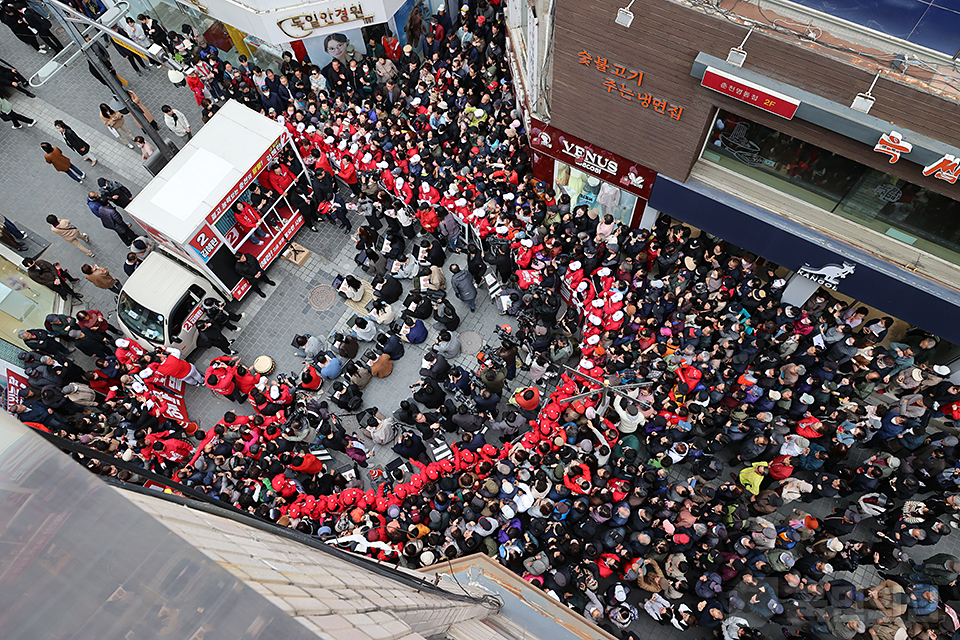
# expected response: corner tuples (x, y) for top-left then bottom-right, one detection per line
(117, 249), (226, 355)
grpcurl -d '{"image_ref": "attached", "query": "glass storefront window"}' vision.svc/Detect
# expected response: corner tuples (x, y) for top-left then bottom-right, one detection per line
(554, 161), (638, 226)
(702, 109), (960, 266)
(0, 259), (58, 350)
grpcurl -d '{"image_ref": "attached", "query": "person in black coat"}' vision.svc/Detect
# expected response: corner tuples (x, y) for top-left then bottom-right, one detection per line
(378, 332), (405, 360)
(202, 297), (243, 331)
(467, 244), (487, 284)
(87, 195), (137, 245)
(19, 5), (62, 52)
(433, 297), (461, 331)
(413, 379), (445, 409)
(393, 431), (429, 463)
(11, 401), (66, 430)
(197, 320), (236, 355)
(67, 329), (113, 359)
(54, 120), (96, 165)
(18, 328), (69, 358)
(374, 274), (403, 304)
(419, 352), (449, 380)
(402, 291), (433, 319)
(235, 252), (275, 297)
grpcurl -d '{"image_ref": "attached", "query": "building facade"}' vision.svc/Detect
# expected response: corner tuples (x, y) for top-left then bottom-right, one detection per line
(509, 0), (960, 349)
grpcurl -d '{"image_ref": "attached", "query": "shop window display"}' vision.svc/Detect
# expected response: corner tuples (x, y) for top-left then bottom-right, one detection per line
(554, 162), (638, 226)
(0, 259), (58, 349)
(703, 109), (960, 266)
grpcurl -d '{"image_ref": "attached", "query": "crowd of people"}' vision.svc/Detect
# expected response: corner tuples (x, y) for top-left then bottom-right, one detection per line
(7, 3), (960, 640)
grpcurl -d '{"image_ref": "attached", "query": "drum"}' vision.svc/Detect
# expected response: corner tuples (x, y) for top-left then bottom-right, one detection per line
(253, 355), (275, 376)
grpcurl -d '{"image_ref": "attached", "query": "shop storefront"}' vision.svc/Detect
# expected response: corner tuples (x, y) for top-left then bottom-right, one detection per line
(528, 119), (657, 228)
(0, 257), (59, 351)
(648, 173), (960, 346)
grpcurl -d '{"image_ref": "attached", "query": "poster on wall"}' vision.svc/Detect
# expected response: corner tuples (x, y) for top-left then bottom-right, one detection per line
(392, 0), (428, 54)
(301, 26), (367, 76)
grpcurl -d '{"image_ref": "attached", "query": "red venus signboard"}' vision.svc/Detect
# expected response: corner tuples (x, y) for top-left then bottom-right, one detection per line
(702, 66), (800, 120)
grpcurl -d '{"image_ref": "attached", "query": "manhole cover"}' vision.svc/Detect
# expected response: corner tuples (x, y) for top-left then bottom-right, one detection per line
(308, 285), (336, 311)
(459, 330), (482, 354)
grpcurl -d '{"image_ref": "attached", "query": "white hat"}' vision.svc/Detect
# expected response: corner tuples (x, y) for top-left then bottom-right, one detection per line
(569, 261), (581, 271)
(325, 136), (335, 144)
(611, 292), (623, 302)
(589, 315), (602, 325)
(396, 177), (405, 187)
(438, 100), (448, 110)
(446, 185), (458, 196)
(377, 161), (389, 169)
(521, 239), (533, 248)
(121, 449), (134, 462)
(799, 393), (815, 404)
(115, 338), (129, 348)
(827, 538), (843, 552)
(140, 368), (153, 379)
(362, 152), (372, 163)
(503, 192), (515, 201)
(614, 584), (627, 602)
(773, 278), (786, 288)
(411, 154), (421, 163)
(586, 334), (600, 345)
(592, 299), (604, 308)
(612, 310), (624, 320)
(598, 267), (611, 277)
(912, 368), (924, 381)
(495, 225), (508, 234)
(306, 125), (316, 133)
(349, 143), (359, 154)
(411, 97), (421, 106)
(455, 198), (467, 207)
(270, 386), (280, 400)
(474, 208), (487, 217)
(577, 282), (588, 292)
(276, 115), (285, 125)
(296, 122), (305, 132)
(934, 365), (951, 376)
(421, 183), (430, 192)
(580, 359), (594, 370)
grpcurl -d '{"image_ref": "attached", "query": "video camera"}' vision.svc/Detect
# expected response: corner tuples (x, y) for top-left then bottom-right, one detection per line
(477, 344), (507, 371)
(451, 386), (477, 412)
(494, 325), (517, 345)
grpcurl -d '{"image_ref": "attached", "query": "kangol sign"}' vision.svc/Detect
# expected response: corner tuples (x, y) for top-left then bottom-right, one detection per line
(796, 261), (856, 290)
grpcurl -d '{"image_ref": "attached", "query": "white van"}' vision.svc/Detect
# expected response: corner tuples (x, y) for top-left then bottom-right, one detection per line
(117, 249), (227, 355)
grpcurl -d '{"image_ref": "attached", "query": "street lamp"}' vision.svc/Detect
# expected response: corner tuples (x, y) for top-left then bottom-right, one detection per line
(38, 0), (185, 163)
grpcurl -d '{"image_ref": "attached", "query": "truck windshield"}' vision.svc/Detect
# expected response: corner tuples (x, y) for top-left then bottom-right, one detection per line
(118, 292), (165, 343)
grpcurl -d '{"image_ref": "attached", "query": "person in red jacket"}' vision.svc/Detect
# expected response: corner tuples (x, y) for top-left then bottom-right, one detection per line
(288, 452), (324, 476)
(144, 431), (193, 465)
(205, 356), (244, 403)
(337, 154), (361, 197)
(395, 176), (413, 205)
(115, 338), (145, 367)
(233, 363), (260, 398)
(233, 201), (268, 245)
(262, 162), (296, 195)
(152, 346), (204, 385)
